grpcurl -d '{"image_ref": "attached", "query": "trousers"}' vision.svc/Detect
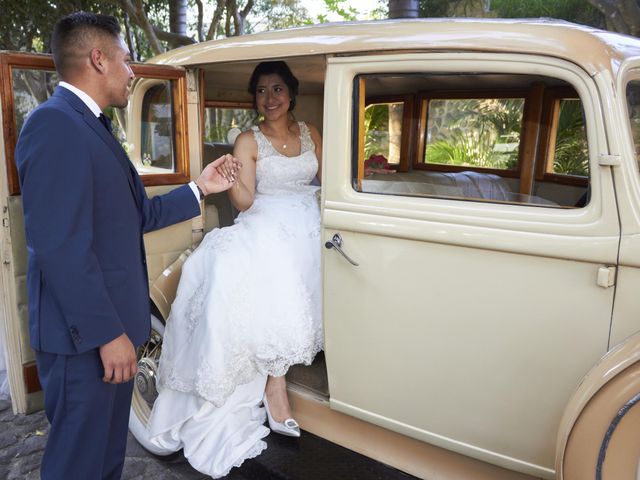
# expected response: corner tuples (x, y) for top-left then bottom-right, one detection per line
(36, 349), (134, 480)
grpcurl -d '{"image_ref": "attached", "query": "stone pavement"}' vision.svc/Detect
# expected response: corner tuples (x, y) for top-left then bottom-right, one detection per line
(0, 399), (212, 480)
(0, 399), (417, 480)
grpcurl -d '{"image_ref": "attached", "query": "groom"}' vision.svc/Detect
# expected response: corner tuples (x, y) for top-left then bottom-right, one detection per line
(15, 11), (237, 480)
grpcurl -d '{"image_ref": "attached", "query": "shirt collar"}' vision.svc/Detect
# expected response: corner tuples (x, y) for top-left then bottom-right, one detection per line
(59, 81), (102, 118)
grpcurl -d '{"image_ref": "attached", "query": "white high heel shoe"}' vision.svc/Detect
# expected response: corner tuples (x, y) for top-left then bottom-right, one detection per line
(263, 395), (301, 437)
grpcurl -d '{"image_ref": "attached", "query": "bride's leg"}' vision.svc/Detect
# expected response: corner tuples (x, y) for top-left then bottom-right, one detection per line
(264, 375), (293, 422)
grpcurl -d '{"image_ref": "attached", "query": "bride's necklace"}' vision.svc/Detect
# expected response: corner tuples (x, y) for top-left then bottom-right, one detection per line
(263, 122), (295, 150)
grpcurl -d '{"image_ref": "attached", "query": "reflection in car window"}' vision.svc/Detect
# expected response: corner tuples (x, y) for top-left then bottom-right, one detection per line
(12, 68), (58, 133)
(140, 82), (175, 172)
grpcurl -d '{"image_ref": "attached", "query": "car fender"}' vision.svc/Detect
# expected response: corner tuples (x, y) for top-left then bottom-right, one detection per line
(556, 331), (640, 479)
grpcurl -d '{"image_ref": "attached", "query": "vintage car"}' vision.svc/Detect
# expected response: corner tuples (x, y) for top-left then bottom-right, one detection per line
(1, 17), (640, 480)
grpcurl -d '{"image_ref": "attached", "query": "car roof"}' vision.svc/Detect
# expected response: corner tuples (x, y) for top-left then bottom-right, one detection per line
(150, 18), (640, 77)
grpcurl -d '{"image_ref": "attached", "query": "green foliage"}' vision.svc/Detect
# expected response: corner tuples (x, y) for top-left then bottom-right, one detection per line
(552, 100), (589, 176)
(364, 104), (390, 160)
(204, 107), (257, 143)
(424, 98), (523, 169)
(248, 0), (311, 32)
(490, 0), (604, 27)
(315, 0), (359, 23)
(0, 0), (120, 52)
(419, 0), (606, 27)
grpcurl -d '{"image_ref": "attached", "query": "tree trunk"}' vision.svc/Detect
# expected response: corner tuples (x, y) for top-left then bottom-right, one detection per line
(170, 0), (188, 36)
(586, 0), (640, 36)
(389, 0), (419, 18)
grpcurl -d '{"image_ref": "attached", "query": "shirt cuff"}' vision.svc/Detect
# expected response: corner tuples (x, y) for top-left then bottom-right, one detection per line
(188, 181), (200, 201)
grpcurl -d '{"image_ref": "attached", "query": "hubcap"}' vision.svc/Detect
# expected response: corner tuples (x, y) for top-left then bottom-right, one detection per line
(135, 357), (158, 406)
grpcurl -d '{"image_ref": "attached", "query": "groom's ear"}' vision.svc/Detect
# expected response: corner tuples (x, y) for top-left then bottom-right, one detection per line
(90, 47), (107, 73)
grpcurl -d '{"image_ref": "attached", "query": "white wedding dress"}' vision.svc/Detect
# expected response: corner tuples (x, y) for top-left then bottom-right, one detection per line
(148, 122), (323, 477)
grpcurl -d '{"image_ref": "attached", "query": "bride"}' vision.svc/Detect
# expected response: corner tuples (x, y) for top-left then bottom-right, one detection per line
(148, 61), (323, 477)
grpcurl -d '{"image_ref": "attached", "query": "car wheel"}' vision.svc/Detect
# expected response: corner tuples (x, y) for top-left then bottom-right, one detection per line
(128, 313), (174, 455)
(561, 361), (640, 479)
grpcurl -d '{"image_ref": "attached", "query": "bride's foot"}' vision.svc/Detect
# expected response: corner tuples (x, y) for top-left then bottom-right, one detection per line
(264, 376), (293, 422)
(264, 376), (300, 437)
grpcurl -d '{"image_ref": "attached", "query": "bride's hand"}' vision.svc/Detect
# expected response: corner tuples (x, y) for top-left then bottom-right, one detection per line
(196, 154), (241, 195)
(217, 154), (242, 182)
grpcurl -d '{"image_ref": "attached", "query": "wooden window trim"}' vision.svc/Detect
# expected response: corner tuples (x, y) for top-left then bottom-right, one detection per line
(1, 53), (56, 195)
(412, 162), (521, 178)
(356, 77), (366, 189)
(415, 89), (529, 177)
(364, 94), (414, 172)
(518, 83), (545, 195)
(534, 86), (588, 185)
(0, 53), (189, 193)
(137, 65), (190, 187)
(205, 100), (254, 109)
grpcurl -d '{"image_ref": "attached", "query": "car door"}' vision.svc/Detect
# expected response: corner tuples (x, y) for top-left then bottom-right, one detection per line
(321, 53), (619, 478)
(0, 52), (198, 414)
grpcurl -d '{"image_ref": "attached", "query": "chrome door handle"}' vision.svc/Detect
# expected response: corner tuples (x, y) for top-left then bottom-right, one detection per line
(325, 233), (359, 266)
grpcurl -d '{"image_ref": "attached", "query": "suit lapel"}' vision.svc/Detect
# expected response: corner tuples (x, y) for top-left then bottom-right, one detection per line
(54, 88), (141, 210)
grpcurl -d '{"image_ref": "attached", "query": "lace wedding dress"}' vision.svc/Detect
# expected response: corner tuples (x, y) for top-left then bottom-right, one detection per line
(148, 122), (323, 477)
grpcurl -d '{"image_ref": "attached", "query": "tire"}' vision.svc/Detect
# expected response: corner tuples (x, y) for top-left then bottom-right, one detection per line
(561, 361), (640, 480)
(128, 313), (175, 456)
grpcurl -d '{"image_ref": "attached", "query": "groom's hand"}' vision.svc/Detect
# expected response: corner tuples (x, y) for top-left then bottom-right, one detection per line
(196, 154), (241, 196)
(99, 333), (138, 384)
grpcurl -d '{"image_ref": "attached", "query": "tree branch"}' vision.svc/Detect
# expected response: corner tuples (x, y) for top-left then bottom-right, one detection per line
(151, 26), (195, 47)
(207, 0), (227, 41)
(195, 0), (204, 42)
(586, 0), (634, 34)
(123, 11), (137, 61)
(105, 0), (164, 55)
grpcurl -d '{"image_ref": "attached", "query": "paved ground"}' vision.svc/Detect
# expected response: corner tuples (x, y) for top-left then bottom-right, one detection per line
(0, 399), (209, 480)
(0, 399), (416, 480)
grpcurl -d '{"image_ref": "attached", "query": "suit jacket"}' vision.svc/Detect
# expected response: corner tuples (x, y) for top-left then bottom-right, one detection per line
(15, 87), (200, 355)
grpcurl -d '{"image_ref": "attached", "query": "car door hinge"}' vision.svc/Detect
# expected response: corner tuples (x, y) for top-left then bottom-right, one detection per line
(598, 154), (620, 166)
(1, 213), (10, 265)
(596, 265), (616, 288)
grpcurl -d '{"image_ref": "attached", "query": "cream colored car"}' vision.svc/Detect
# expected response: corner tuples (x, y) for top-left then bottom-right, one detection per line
(2, 18), (640, 480)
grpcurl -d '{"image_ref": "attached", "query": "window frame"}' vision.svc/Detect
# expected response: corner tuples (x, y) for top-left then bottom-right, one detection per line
(0, 53), (190, 194)
(534, 86), (590, 187)
(126, 63), (190, 186)
(352, 69), (591, 208)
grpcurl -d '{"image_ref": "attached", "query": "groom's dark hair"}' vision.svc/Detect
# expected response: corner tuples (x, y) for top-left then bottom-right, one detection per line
(51, 12), (121, 80)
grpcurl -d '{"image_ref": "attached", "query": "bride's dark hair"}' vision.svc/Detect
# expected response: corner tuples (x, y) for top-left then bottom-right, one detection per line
(248, 61), (299, 112)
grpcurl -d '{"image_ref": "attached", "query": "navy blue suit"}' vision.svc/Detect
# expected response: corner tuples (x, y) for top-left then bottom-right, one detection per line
(15, 86), (200, 479)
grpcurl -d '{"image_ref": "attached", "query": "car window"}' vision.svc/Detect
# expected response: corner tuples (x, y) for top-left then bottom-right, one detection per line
(422, 96), (523, 171)
(354, 73), (590, 208)
(204, 104), (257, 145)
(12, 68), (59, 135)
(626, 79), (640, 172)
(8, 61), (189, 185)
